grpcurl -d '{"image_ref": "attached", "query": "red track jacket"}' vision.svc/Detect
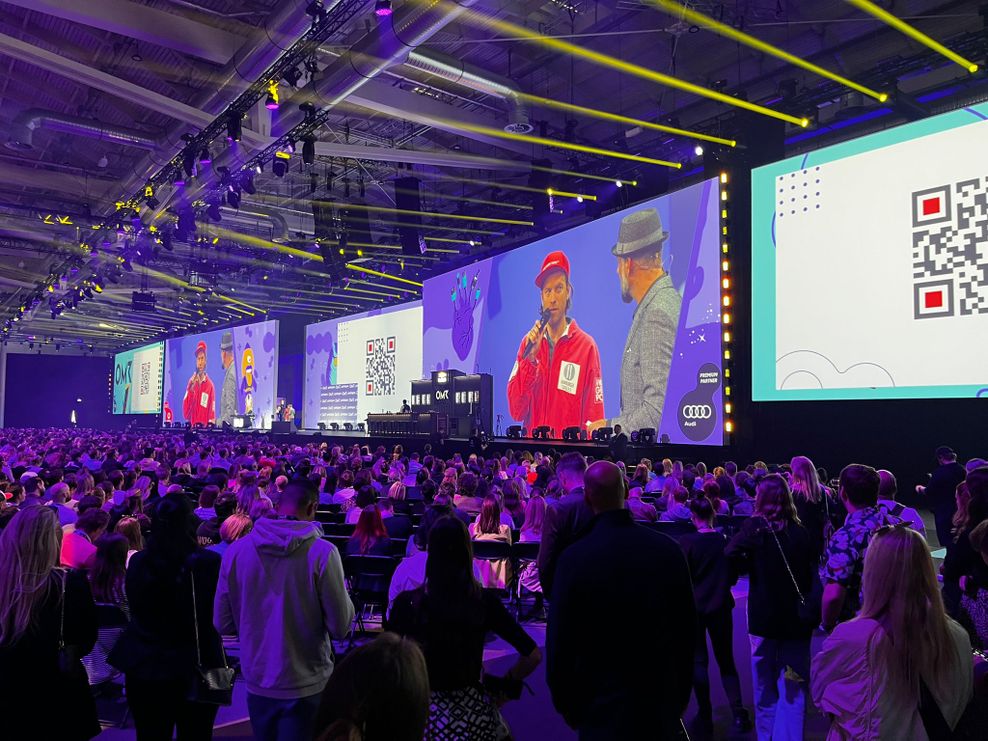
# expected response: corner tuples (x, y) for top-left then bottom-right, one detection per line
(183, 374), (216, 426)
(507, 319), (604, 436)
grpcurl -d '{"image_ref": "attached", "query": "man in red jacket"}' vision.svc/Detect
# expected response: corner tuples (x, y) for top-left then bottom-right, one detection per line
(183, 340), (216, 426)
(507, 250), (604, 437)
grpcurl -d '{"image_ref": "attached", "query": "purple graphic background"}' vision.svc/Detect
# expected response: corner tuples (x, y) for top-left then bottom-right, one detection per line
(303, 301), (421, 427)
(422, 178), (723, 445)
(162, 320), (279, 427)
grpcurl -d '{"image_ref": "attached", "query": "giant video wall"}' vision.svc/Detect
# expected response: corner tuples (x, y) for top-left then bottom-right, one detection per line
(422, 177), (725, 445)
(162, 320), (279, 428)
(303, 302), (423, 427)
(752, 101), (988, 401)
(112, 341), (164, 414)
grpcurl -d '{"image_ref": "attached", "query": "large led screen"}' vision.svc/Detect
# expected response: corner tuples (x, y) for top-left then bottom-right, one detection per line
(163, 320), (279, 427)
(304, 302), (423, 427)
(752, 102), (988, 401)
(422, 178), (724, 445)
(112, 342), (164, 414)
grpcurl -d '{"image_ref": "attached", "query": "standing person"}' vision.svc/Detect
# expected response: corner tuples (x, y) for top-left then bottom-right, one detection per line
(109, 492), (224, 740)
(0, 507), (100, 741)
(183, 341), (216, 427)
(547, 461), (695, 738)
(789, 455), (834, 561)
(812, 525), (973, 739)
(537, 452), (592, 597)
(820, 464), (900, 631)
(587, 208), (681, 435)
(388, 517), (541, 739)
(218, 331), (237, 427)
(506, 250), (604, 437)
(726, 474), (816, 741)
(608, 423), (629, 462)
(214, 480), (354, 741)
(916, 445), (967, 548)
(680, 495), (751, 734)
(876, 469), (926, 537)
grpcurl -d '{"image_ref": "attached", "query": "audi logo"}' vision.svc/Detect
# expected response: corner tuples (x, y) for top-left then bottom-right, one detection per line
(682, 405), (713, 419)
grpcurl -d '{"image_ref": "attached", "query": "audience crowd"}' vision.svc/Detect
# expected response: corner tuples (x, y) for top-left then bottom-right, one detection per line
(0, 428), (986, 740)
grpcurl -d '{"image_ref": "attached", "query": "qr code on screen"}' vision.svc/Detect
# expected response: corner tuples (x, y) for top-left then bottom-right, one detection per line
(139, 361), (150, 397)
(365, 337), (396, 396)
(912, 178), (988, 319)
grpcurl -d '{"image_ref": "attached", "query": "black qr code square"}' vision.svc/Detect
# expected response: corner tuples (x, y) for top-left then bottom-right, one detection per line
(911, 177), (988, 319)
(364, 337), (396, 396)
(139, 361), (150, 396)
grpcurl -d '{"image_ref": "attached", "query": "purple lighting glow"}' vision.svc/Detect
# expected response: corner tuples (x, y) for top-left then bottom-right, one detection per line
(374, 0), (393, 16)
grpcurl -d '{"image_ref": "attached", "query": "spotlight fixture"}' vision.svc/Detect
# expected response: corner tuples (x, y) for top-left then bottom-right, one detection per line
(206, 201), (222, 222)
(283, 67), (302, 87)
(374, 0), (393, 16)
(305, 0), (326, 21)
(226, 112), (242, 142)
(265, 81), (280, 110)
(532, 425), (551, 440)
(576, 195), (584, 203)
(241, 172), (256, 195)
(694, 143), (705, 156)
(198, 147), (211, 165)
(302, 136), (315, 165)
(226, 188), (241, 209)
(272, 159), (288, 178)
(255, 162), (264, 174)
(615, 180), (623, 187)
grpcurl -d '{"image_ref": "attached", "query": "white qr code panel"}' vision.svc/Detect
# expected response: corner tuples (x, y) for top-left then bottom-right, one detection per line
(912, 179), (988, 319)
(772, 115), (988, 391)
(364, 337), (397, 396)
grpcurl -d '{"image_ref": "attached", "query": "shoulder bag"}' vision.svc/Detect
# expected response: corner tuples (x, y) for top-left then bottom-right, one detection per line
(56, 569), (86, 680)
(765, 518), (821, 628)
(186, 567), (235, 705)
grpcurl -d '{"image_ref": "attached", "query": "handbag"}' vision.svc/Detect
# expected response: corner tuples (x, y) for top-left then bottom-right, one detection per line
(56, 569), (86, 679)
(765, 518), (821, 628)
(187, 567), (235, 705)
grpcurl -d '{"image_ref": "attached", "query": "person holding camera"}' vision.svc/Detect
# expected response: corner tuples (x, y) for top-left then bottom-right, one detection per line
(387, 516), (541, 739)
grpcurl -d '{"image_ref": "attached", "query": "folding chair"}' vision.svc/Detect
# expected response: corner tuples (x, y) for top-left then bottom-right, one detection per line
(343, 555), (400, 647)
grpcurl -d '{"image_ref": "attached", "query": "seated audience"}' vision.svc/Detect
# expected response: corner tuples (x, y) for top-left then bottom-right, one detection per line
(388, 517), (541, 739)
(387, 507), (448, 612)
(83, 533), (130, 686)
(194, 484), (220, 521)
(345, 485), (378, 525)
(470, 496), (513, 589)
(114, 515), (144, 565)
(520, 494), (546, 542)
(627, 485), (658, 522)
(660, 484), (692, 522)
(812, 525), (973, 738)
(61, 508), (109, 569)
(208, 512), (254, 557)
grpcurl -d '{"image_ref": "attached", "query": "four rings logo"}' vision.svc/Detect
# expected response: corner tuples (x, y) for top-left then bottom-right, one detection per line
(682, 405), (712, 420)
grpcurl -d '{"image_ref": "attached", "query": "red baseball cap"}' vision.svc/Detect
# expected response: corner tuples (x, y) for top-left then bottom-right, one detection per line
(535, 250), (570, 288)
(195, 340), (207, 356)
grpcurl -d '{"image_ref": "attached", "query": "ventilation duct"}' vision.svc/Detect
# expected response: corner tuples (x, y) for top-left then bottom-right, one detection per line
(404, 48), (532, 134)
(6, 109), (158, 152)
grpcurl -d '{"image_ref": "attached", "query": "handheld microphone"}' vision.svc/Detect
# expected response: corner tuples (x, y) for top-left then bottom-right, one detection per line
(522, 308), (552, 358)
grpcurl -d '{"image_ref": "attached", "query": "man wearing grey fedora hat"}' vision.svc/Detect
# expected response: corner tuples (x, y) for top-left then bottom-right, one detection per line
(588, 207), (681, 435)
(219, 330), (238, 426)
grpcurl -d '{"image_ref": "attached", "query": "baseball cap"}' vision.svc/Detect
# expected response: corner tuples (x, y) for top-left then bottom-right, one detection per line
(18, 471), (38, 484)
(935, 445), (956, 459)
(195, 340), (207, 356)
(535, 250), (570, 288)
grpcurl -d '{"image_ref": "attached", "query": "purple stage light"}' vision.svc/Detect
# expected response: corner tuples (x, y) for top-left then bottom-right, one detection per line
(375, 0), (393, 16)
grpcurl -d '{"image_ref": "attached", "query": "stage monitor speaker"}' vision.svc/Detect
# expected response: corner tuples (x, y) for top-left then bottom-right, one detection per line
(271, 421), (292, 433)
(561, 426), (580, 442)
(394, 177), (424, 255)
(637, 428), (656, 445)
(532, 425), (551, 440)
(506, 425), (522, 440)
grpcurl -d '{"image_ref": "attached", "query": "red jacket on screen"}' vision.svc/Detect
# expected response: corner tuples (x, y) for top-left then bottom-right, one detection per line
(183, 374), (216, 426)
(507, 319), (604, 436)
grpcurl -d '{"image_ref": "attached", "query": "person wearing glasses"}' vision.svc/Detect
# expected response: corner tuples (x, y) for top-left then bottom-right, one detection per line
(812, 524), (973, 739)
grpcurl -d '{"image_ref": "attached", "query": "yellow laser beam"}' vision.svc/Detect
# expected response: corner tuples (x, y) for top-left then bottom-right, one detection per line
(653, 0), (888, 101)
(524, 92), (738, 145)
(845, 0), (979, 73)
(439, 0), (808, 127)
(345, 264), (423, 287)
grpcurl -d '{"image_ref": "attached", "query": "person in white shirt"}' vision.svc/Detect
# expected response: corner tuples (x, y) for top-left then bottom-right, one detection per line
(811, 524), (971, 740)
(876, 469), (926, 538)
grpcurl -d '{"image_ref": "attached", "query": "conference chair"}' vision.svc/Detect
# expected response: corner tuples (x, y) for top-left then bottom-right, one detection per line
(343, 555), (400, 646)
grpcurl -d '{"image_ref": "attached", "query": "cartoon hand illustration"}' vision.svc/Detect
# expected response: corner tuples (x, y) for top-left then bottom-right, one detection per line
(451, 271), (481, 360)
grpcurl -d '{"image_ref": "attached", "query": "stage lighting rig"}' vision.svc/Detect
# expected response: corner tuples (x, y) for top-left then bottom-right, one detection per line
(226, 112), (242, 142)
(374, 0), (393, 16)
(532, 426), (551, 440)
(561, 426), (580, 442)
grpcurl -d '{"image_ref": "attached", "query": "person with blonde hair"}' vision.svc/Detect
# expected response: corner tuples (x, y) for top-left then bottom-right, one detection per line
(812, 524), (973, 739)
(0, 506), (100, 739)
(208, 512), (254, 557)
(790, 455), (834, 560)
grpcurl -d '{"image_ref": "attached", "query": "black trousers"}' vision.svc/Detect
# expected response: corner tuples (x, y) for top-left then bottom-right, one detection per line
(692, 606), (742, 717)
(126, 675), (219, 741)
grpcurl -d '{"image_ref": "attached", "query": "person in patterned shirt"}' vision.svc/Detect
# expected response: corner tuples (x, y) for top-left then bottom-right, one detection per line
(820, 464), (901, 630)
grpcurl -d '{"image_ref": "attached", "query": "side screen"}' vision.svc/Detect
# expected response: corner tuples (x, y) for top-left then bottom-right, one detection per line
(112, 342), (164, 414)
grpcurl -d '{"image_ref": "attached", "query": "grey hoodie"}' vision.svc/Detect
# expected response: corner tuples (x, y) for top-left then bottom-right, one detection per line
(214, 517), (354, 699)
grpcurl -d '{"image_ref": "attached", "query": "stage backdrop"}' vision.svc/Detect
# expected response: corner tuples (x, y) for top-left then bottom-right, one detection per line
(112, 342), (164, 414)
(752, 100), (988, 401)
(422, 177), (724, 445)
(162, 320), (279, 428)
(304, 302), (423, 427)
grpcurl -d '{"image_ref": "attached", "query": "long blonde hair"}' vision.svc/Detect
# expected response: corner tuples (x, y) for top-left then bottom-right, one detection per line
(790, 455), (823, 504)
(0, 507), (61, 645)
(858, 526), (958, 704)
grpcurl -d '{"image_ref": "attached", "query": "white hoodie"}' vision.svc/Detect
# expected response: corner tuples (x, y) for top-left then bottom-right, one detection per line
(214, 517), (354, 699)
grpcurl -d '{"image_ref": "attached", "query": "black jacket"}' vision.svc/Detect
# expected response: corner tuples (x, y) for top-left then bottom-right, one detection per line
(926, 461), (966, 515)
(547, 509), (695, 738)
(537, 488), (592, 598)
